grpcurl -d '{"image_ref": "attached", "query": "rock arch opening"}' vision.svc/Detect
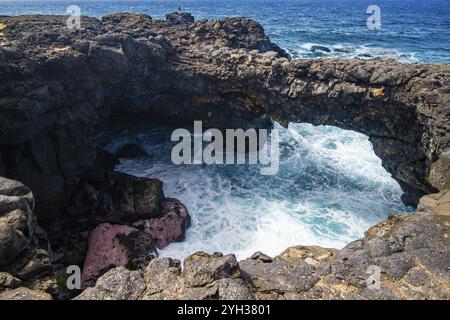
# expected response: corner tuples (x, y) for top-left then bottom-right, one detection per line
(96, 119), (411, 260)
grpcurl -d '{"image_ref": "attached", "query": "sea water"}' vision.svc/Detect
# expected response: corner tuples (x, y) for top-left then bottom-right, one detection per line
(1, 0), (449, 63)
(104, 123), (410, 261)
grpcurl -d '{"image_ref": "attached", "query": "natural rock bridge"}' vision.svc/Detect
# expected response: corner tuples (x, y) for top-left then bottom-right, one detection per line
(0, 13), (449, 300)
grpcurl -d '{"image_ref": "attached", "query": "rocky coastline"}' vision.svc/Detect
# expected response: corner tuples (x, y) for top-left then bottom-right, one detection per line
(0, 12), (449, 300)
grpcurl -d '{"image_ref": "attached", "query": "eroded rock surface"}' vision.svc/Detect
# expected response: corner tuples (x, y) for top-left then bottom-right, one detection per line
(81, 198), (190, 285)
(76, 204), (450, 300)
(1, 13), (447, 220)
(0, 12), (449, 300)
(0, 177), (56, 298)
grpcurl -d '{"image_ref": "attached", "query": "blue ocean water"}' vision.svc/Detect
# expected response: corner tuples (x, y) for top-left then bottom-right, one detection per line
(103, 123), (409, 260)
(1, 0), (449, 62)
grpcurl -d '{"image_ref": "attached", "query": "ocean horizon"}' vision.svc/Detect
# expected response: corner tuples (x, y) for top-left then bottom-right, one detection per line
(1, 0), (449, 63)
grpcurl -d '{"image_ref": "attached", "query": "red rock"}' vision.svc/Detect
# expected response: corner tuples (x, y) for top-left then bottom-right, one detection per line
(81, 199), (190, 284)
(139, 199), (191, 249)
(81, 223), (136, 285)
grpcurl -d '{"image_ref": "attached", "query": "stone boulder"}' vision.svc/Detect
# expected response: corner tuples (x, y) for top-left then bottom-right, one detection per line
(80, 223), (155, 285)
(69, 171), (165, 225)
(183, 252), (240, 287)
(81, 199), (190, 285)
(0, 177), (55, 298)
(165, 12), (195, 25)
(0, 287), (53, 300)
(0, 177), (34, 267)
(429, 150), (450, 191)
(115, 143), (147, 159)
(76, 267), (146, 300)
(134, 198), (191, 249)
(417, 189), (450, 216)
(76, 252), (251, 300)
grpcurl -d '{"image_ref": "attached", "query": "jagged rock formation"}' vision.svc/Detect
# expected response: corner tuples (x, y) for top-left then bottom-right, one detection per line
(76, 207), (449, 300)
(81, 198), (190, 285)
(0, 13), (449, 299)
(0, 13), (448, 216)
(0, 177), (56, 298)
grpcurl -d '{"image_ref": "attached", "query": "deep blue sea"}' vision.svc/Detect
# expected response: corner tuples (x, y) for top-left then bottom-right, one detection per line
(1, 0), (449, 63)
(2, 0), (446, 259)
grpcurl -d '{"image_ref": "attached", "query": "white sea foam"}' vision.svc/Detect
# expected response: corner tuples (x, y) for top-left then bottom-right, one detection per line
(112, 122), (409, 261)
(289, 43), (419, 63)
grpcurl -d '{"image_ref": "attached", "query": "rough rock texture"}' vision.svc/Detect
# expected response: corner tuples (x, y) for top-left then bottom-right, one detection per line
(0, 177), (56, 298)
(115, 143), (147, 159)
(0, 286), (53, 300)
(68, 170), (165, 225)
(80, 223), (152, 285)
(76, 204), (450, 300)
(81, 199), (190, 285)
(417, 189), (450, 216)
(0, 13), (449, 300)
(429, 150), (450, 191)
(134, 198), (191, 249)
(76, 252), (252, 300)
(0, 13), (448, 218)
(165, 12), (195, 25)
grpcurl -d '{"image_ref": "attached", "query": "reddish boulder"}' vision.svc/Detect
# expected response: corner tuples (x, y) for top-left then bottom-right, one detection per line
(81, 199), (190, 285)
(135, 198), (191, 249)
(81, 223), (155, 285)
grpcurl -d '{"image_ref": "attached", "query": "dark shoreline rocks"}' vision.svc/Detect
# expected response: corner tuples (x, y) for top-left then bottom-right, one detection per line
(0, 12), (449, 299)
(0, 12), (448, 214)
(115, 143), (147, 159)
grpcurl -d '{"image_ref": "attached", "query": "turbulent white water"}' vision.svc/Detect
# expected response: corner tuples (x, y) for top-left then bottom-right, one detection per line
(289, 43), (419, 63)
(105, 122), (410, 261)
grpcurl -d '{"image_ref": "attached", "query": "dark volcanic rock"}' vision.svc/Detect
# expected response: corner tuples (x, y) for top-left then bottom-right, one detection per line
(116, 143), (147, 159)
(69, 170), (164, 225)
(0, 177), (55, 298)
(94, 147), (119, 171)
(311, 45), (331, 53)
(134, 198), (191, 249)
(0, 12), (449, 300)
(1, 13), (448, 215)
(165, 12), (194, 25)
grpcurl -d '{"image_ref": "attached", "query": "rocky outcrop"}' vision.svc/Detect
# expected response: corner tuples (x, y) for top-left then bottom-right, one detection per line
(69, 170), (165, 225)
(165, 12), (195, 25)
(75, 204), (450, 300)
(0, 13), (448, 219)
(115, 143), (147, 159)
(0, 177), (56, 298)
(76, 252), (251, 300)
(417, 189), (450, 216)
(81, 198), (190, 285)
(0, 13), (449, 300)
(80, 223), (155, 286)
(0, 286), (53, 300)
